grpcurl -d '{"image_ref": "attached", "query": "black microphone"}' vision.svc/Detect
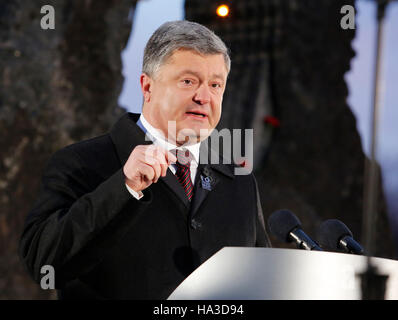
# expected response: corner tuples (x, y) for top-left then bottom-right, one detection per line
(268, 209), (322, 251)
(316, 219), (364, 255)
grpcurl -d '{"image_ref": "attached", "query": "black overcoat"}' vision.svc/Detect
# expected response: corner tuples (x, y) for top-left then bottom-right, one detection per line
(19, 113), (271, 299)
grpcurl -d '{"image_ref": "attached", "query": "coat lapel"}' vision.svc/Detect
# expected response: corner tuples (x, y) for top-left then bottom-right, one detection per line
(190, 164), (215, 218)
(109, 112), (190, 209)
(160, 170), (190, 208)
(109, 113), (151, 166)
(189, 143), (235, 218)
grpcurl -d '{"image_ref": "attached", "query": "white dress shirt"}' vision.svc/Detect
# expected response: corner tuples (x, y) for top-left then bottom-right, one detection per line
(125, 114), (201, 200)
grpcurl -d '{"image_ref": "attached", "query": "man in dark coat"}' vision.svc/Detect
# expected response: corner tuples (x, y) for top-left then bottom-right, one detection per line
(19, 20), (271, 300)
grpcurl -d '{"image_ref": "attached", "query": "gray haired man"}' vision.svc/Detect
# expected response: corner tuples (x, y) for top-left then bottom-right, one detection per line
(19, 20), (271, 300)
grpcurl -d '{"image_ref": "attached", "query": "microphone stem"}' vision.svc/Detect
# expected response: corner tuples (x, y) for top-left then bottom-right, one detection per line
(290, 230), (323, 251)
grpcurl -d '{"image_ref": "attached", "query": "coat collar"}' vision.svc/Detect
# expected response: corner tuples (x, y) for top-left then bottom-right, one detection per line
(109, 113), (152, 166)
(137, 113), (201, 165)
(198, 139), (235, 179)
(109, 113), (190, 207)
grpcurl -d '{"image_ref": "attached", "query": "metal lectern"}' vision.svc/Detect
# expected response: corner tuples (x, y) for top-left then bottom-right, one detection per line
(168, 247), (398, 300)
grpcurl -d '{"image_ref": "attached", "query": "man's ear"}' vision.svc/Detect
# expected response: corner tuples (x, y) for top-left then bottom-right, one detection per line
(140, 73), (153, 103)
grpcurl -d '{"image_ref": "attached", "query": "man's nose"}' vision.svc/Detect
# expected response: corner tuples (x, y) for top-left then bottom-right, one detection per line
(193, 83), (211, 105)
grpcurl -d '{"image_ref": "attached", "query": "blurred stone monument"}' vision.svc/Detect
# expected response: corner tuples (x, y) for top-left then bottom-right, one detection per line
(0, 0), (137, 299)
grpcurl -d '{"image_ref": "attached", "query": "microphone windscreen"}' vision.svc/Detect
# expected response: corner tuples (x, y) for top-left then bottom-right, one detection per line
(268, 209), (301, 242)
(317, 219), (353, 250)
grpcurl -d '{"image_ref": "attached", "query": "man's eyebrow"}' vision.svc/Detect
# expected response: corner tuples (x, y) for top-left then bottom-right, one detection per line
(176, 70), (200, 78)
(176, 70), (225, 82)
(211, 73), (226, 81)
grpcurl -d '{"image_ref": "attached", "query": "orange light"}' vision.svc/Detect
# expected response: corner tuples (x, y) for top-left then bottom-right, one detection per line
(216, 4), (229, 18)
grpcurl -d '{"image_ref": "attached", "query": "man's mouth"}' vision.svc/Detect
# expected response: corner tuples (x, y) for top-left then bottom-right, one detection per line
(186, 111), (208, 118)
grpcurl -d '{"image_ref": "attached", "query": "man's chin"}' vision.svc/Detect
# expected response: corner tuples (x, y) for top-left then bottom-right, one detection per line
(176, 127), (213, 145)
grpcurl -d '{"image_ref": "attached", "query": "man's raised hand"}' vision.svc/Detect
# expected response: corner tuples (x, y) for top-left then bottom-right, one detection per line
(123, 145), (177, 193)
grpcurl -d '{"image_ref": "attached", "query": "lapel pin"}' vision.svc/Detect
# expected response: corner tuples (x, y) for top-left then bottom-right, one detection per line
(200, 175), (212, 191)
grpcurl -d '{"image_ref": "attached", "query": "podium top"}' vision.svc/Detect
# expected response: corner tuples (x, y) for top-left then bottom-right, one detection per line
(168, 247), (398, 300)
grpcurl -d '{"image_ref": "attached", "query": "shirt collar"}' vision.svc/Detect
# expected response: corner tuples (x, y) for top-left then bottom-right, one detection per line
(137, 114), (201, 164)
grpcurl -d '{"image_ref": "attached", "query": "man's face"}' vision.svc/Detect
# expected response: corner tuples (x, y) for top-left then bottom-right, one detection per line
(141, 49), (228, 145)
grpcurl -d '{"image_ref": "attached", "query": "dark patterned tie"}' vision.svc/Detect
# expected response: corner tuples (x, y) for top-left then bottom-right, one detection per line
(173, 149), (194, 201)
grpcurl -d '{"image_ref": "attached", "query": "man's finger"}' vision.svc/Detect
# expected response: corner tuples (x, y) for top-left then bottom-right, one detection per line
(147, 145), (175, 176)
(165, 150), (177, 164)
(139, 163), (156, 182)
(142, 157), (162, 182)
(152, 149), (169, 177)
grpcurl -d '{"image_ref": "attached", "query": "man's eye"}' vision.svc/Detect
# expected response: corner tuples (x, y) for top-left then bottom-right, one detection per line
(212, 83), (222, 88)
(183, 79), (192, 85)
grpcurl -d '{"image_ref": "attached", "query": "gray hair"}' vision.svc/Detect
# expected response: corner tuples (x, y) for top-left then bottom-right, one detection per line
(143, 20), (231, 78)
